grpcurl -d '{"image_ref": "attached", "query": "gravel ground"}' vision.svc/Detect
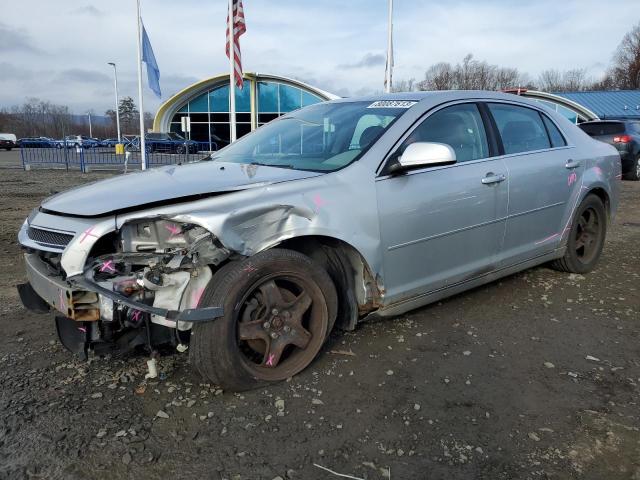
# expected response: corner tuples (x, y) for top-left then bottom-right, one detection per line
(0, 167), (638, 480)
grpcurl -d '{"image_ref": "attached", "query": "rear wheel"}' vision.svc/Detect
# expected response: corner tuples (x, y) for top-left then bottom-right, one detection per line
(550, 194), (607, 273)
(623, 155), (640, 181)
(176, 145), (186, 154)
(190, 249), (338, 391)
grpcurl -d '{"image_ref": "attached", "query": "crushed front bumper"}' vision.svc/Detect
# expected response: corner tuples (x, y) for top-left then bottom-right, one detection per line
(18, 252), (223, 324)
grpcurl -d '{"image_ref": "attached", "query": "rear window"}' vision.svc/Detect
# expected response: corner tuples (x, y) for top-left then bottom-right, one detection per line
(579, 122), (625, 136)
(488, 103), (551, 154)
(541, 115), (567, 148)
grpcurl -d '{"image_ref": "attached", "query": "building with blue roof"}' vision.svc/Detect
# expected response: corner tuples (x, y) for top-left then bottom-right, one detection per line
(553, 90), (640, 120)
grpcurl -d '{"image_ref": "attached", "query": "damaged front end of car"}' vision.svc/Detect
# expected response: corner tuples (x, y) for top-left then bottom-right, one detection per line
(18, 217), (230, 360)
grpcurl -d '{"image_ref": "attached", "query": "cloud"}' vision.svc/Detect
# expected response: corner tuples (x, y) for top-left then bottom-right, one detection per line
(0, 62), (35, 81)
(0, 23), (42, 54)
(339, 53), (386, 70)
(1, 0), (639, 113)
(55, 69), (111, 84)
(71, 5), (104, 17)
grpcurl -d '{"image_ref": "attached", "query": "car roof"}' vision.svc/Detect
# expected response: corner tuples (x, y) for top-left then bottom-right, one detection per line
(325, 90), (552, 113)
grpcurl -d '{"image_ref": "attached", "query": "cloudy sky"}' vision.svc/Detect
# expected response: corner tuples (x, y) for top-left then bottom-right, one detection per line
(1, 0), (638, 114)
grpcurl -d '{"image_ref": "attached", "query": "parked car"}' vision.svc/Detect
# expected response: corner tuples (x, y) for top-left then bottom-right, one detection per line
(17, 91), (620, 391)
(578, 120), (640, 180)
(0, 133), (17, 151)
(17, 137), (56, 148)
(55, 135), (100, 149)
(145, 132), (199, 153)
(100, 138), (121, 147)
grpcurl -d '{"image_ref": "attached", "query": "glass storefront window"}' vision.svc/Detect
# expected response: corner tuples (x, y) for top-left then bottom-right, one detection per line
(279, 84), (302, 112)
(209, 85), (229, 112)
(171, 79), (326, 148)
(302, 91), (321, 107)
(189, 92), (209, 113)
(258, 82), (278, 113)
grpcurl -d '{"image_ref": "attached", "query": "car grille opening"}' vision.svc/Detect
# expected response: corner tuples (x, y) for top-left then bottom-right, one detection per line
(27, 226), (74, 248)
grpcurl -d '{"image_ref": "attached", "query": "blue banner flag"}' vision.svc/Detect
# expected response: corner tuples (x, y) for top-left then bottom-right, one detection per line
(141, 22), (161, 98)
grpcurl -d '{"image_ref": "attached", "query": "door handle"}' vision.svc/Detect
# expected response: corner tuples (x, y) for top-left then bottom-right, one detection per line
(565, 160), (581, 169)
(481, 173), (506, 185)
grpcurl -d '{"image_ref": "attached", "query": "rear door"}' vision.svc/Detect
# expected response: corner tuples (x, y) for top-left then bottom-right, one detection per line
(486, 102), (584, 267)
(376, 102), (508, 302)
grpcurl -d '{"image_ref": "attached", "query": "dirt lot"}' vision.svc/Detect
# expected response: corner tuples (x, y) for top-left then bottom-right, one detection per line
(0, 165), (638, 480)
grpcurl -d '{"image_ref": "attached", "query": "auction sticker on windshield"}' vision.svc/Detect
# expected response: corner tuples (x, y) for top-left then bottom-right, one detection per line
(367, 100), (417, 108)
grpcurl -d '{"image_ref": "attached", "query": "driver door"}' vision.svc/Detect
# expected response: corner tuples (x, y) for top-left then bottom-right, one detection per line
(376, 102), (508, 303)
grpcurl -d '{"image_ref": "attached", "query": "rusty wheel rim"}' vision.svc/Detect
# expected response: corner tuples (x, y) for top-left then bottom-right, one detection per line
(234, 273), (327, 380)
(574, 206), (601, 264)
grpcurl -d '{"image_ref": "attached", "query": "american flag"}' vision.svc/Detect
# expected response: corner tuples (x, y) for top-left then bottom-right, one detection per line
(226, 0), (246, 89)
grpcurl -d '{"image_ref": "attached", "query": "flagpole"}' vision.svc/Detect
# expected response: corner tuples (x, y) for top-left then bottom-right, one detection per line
(385, 0), (393, 93)
(136, 0), (147, 170)
(228, 0), (237, 143)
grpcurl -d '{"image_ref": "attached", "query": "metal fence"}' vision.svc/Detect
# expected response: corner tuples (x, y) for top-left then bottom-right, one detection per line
(20, 142), (215, 172)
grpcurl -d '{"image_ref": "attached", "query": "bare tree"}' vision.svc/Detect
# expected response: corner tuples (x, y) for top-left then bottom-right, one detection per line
(418, 62), (456, 90)
(417, 54), (528, 91)
(610, 22), (640, 89)
(391, 78), (416, 92)
(538, 68), (593, 92)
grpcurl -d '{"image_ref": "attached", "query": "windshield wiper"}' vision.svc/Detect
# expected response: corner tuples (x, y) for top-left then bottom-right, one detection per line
(249, 161), (297, 170)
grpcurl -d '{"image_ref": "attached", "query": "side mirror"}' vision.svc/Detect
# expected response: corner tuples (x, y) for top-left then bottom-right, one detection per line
(389, 142), (457, 174)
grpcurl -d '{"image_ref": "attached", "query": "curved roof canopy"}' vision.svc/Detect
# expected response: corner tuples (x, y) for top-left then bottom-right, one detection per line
(153, 72), (338, 133)
(502, 89), (599, 123)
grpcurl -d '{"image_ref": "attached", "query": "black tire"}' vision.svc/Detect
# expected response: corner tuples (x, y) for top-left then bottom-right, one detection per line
(5, 148), (10, 151)
(623, 155), (640, 181)
(190, 249), (338, 391)
(550, 194), (607, 273)
(176, 145), (186, 154)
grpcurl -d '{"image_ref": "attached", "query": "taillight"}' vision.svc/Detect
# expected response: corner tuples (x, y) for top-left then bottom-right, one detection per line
(613, 135), (632, 143)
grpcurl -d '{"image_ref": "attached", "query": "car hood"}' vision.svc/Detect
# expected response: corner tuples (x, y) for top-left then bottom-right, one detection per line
(41, 161), (323, 217)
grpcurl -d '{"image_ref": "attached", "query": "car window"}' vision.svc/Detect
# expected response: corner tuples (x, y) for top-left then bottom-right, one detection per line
(630, 122), (640, 134)
(488, 103), (551, 154)
(541, 114), (566, 148)
(578, 122), (625, 136)
(399, 103), (489, 162)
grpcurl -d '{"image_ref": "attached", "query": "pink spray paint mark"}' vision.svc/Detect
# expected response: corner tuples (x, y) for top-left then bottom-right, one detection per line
(165, 224), (181, 237)
(192, 288), (205, 307)
(99, 260), (115, 273)
(131, 310), (142, 323)
(78, 326), (87, 333)
(567, 172), (577, 187)
(535, 233), (559, 245)
(243, 264), (257, 273)
(312, 194), (328, 211)
(266, 354), (275, 367)
(79, 226), (98, 243)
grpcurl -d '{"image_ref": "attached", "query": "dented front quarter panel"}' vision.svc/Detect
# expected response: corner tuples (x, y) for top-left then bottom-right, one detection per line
(114, 165), (386, 284)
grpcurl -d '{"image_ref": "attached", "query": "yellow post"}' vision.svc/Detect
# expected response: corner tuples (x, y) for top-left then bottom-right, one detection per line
(115, 143), (124, 155)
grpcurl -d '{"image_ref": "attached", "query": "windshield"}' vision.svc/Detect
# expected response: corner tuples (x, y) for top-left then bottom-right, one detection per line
(210, 100), (412, 172)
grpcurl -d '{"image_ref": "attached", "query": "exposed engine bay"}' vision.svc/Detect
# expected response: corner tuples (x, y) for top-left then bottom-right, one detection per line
(22, 219), (232, 359)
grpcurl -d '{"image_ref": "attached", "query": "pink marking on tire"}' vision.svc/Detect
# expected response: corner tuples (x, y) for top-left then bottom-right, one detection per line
(99, 260), (115, 273)
(266, 354), (275, 366)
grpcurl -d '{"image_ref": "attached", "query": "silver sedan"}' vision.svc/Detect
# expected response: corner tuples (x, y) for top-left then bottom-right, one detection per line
(18, 91), (621, 390)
